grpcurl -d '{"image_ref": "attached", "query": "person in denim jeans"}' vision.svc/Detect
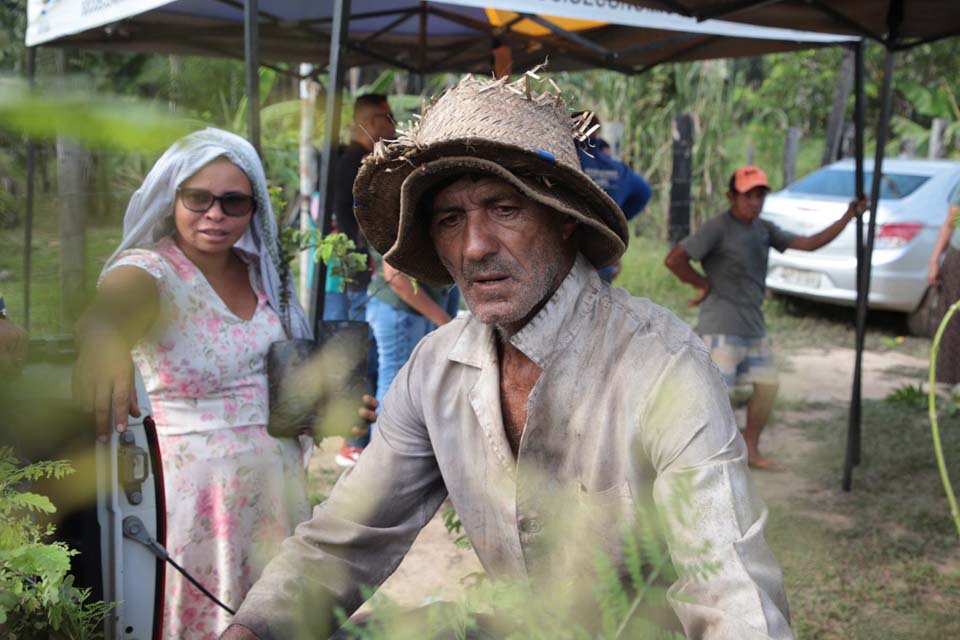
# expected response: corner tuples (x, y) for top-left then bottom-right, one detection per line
(328, 94), (396, 466)
(364, 250), (452, 446)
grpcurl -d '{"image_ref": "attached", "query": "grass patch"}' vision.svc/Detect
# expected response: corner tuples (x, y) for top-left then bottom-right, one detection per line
(1, 219), (122, 335)
(765, 398), (960, 639)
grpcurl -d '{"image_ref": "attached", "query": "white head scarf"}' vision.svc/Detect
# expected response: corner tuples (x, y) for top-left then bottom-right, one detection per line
(103, 127), (312, 339)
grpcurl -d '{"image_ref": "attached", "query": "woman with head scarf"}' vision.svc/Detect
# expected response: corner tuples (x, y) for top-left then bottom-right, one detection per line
(74, 129), (325, 638)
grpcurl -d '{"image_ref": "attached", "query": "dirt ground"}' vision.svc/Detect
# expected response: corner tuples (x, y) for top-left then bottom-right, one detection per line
(307, 344), (932, 611)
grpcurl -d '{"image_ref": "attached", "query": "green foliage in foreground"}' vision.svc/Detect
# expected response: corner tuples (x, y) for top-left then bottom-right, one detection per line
(345, 488), (714, 640)
(0, 447), (112, 638)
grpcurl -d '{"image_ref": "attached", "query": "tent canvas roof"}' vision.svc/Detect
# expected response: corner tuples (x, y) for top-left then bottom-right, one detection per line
(26, 0), (855, 74)
(620, 1), (960, 48)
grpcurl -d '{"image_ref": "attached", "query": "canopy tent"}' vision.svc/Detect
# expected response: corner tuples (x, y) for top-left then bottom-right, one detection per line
(623, 0), (960, 49)
(26, 0), (854, 76)
(22, 0), (856, 334)
(622, 0), (960, 490)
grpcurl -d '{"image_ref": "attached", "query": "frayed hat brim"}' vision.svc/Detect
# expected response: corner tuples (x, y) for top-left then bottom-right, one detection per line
(382, 156), (626, 284)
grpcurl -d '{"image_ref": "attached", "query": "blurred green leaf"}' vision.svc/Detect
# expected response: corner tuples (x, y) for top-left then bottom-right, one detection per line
(0, 78), (193, 151)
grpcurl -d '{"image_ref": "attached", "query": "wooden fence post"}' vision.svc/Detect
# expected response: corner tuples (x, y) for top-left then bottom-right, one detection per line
(669, 113), (693, 243)
(930, 117), (946, 159)
(822, 47), (855, 166)
(783, 127), (801, 187)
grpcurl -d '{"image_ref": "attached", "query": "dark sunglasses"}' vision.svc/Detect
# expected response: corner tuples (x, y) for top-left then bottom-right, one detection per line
(177, 187), (257, 217)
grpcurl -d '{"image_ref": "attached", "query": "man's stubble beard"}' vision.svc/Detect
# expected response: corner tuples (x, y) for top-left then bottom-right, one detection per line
(449, 248), (571, 339)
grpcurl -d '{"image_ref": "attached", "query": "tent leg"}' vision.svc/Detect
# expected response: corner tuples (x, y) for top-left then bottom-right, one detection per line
(418, 1), (427, 86)
(310, 0), (351, 334)
(244, 0), (261, 154)
(23, 46), (36, 332)
(843, 40), (866, 491)
(843, 44), (897, 491)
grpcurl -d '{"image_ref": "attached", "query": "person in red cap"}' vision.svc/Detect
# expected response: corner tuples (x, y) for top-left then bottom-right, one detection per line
(666, 166), (867, 470)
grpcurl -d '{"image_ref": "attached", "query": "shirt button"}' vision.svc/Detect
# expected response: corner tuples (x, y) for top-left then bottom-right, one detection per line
(519, 517), (542, 534)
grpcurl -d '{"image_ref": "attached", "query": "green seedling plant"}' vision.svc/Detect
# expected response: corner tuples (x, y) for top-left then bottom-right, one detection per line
(0, 447), (114, 638)
(270, 185), (369, 322)
(440, 506), (472, 550)
(886, 382), (928, 409)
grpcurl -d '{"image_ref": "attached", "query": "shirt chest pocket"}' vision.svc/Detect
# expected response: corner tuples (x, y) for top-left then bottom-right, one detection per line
(571, 482), (636, 571)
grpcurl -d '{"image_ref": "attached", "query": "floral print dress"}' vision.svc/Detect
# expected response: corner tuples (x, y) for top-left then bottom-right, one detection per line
(105, 237), (310, 640)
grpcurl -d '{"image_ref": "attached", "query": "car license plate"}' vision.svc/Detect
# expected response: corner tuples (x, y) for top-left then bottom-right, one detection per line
(776, 267), (821, 288)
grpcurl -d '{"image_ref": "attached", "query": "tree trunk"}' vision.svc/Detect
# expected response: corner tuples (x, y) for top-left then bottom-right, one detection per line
(55, 50), (89, 329)
(822, 48), (855, 166)
(168, 55), (181, 112)
(349, 67), (361, 95)
(92, 152), (111, 221)
(57, 138), (90, 329)
(299, 62), (320, 308)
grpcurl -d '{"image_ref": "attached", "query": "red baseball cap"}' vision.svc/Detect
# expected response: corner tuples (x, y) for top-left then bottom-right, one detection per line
(732, 165), (770, 194)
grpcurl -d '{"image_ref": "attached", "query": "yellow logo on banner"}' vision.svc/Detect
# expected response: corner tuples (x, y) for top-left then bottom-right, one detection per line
(485, 8), (606, 36)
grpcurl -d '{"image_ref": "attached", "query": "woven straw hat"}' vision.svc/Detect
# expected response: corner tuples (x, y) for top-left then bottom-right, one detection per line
(353, 72), (628, 284)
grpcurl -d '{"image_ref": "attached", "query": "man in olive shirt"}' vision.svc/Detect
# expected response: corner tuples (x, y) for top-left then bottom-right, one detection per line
(665, 166), (866, 469)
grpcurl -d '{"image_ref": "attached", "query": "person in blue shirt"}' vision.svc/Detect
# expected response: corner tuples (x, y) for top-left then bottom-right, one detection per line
(575, 112), (652, 283)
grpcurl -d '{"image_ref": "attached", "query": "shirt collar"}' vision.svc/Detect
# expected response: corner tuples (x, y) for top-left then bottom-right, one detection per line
(448, 253), (600, 369)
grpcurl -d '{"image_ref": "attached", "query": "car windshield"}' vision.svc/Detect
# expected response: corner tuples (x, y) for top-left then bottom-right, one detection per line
(787, 169), (930, 200)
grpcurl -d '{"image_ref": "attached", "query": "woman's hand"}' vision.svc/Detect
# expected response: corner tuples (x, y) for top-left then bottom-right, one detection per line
(73, 325), (141, 442)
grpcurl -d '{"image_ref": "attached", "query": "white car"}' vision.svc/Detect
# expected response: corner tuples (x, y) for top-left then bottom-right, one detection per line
(763, 158), (960, 335)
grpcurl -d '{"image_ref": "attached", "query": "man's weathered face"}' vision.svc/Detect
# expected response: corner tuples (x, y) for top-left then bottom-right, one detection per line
(429, 175), (576, 331)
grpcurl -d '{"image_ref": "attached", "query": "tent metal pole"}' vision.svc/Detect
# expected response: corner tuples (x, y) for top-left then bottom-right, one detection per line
(843, 38), (866, 491)
(419, 1), (427, 86)
(843, 45), (897, 491)
(23, 46), (37, 332)
(310, 0), (351, 334)
(244, 0), (261, 154)
(520, 13), (617, 59)
(808, 0), (886, 44)
(853, 40), (865, 198)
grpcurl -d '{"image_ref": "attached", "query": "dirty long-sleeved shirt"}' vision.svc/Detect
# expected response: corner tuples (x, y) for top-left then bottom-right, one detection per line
(232, 254), (792, 640)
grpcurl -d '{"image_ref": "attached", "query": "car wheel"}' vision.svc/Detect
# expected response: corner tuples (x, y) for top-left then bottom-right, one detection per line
(906, 286), (943, 338)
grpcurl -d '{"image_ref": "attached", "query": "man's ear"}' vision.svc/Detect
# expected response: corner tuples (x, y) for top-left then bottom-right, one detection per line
(560, 217), (578, 241)
(726, 190), (737, 208)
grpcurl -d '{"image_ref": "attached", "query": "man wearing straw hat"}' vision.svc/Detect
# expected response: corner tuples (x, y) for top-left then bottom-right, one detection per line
(224, 72), (792, 640)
